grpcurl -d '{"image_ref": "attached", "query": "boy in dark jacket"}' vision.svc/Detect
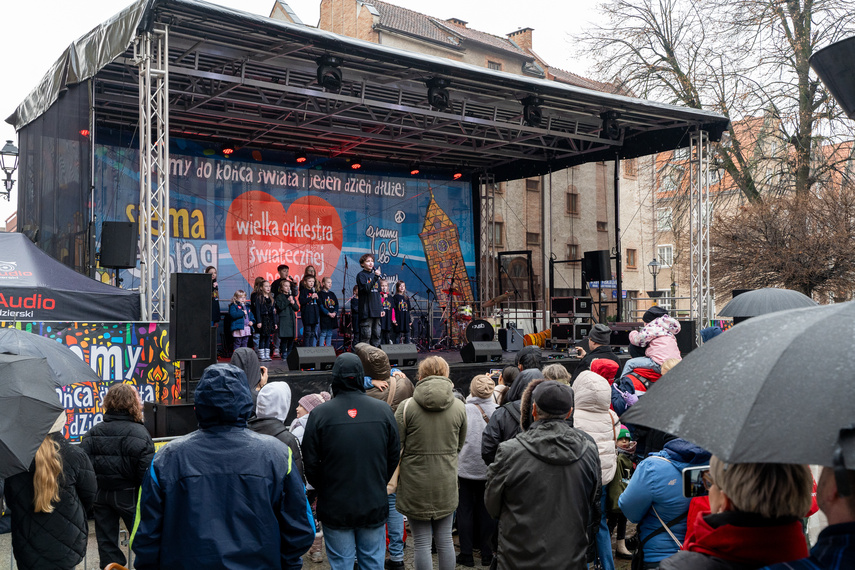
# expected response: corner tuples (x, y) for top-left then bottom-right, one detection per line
(301, 353), (400, 569)
(392, 281), (411, 344)
(379, 279), (393, 345)
(356, 253), (382, 346)
(132, 364), (315, 570)
(317, 276), (339, 347)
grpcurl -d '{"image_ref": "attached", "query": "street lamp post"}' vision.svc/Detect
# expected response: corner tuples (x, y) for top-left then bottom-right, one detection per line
(0, 140), (19, 201)
(648, 257), (661, 293)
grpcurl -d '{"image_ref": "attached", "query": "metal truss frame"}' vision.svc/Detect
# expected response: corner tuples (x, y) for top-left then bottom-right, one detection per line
(135, 28), (170, 322)
(689, 130), (712, 344)
(479, 174), (497, 306)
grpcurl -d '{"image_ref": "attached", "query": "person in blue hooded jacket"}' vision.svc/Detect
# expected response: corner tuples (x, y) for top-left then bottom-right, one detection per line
(131, 364), (315, 570)
(618, 438), (711, 569)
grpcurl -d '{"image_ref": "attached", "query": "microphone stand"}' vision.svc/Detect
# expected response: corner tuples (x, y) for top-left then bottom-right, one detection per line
(499, 263), (521, 330)
(401, 257), (437, 347)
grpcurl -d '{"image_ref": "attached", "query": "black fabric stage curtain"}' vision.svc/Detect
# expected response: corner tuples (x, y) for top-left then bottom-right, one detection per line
(18, 82), (91, 275)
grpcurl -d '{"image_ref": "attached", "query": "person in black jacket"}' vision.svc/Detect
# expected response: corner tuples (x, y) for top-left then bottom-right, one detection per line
(317, 276), (339, 347)
(481, 368), (544, 466)
(392, 281), (411, 344)
(573, 324), (622, 381)
(80, 383), (154, 569)
(5, 414), (97, 570)
(356, 253), (383, 346)
(248, 382), (305, 482)
(302, 353), (400, 569)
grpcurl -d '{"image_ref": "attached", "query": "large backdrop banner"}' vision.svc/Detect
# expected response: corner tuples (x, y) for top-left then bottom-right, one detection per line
(0, 321), (174, 442)
(94, 142), (477, 307)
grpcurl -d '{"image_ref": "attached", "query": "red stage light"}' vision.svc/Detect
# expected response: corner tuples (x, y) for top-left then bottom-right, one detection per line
(453, 172), (463, 180)
(296, 151), (307, 164)
(351, 159), (362, 170)
(410, 167), (420, 176)
(79, 129), (90, 137)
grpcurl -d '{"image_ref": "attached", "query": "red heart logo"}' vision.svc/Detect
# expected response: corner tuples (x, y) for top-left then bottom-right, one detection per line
(347, 408), (357, 418)
(226, 192), (343, 285)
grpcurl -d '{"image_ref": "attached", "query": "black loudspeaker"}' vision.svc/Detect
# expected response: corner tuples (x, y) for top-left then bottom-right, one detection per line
(460, 341), (503, 363)
(551, 323), (572, 340)
(552, 297), (573, 315)
(170, 273), (213, 361)
(188, 326), (218, 380)
(380, 344), (418, 367)
(498, 328), (524, 352)
(582, 250), (611, 283)
(574, 297), (593, 316)
(573, 323), (592, 341)
(100, 221), (138, 269)
(676, 320), (698, 356)
(143, 400), (197, 438)
(288, 346), (336, 371)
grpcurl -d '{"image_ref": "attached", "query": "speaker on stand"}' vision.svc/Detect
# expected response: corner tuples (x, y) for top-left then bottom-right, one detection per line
(100, 221), (138, 287)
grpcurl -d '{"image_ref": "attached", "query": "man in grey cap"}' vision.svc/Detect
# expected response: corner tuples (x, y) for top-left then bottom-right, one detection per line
(485, 380), (601, 569)
(572, 323), (621, 381)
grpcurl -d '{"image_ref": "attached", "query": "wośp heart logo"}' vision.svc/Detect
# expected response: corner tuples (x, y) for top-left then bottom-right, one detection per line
(226, 191), (343, 284)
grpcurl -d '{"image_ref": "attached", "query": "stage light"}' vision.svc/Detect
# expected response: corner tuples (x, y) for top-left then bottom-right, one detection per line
(410, 164), (421, 176)
(350, 157), (362, 170)
(296, 150), (307, 164)
(522, 96), (543, 128)
(79, 129), (90, 137)
(426, 78), (451, 111)
(317, 54), (343, 93)
(221, 142), (236, 156)
(453, 171), (463, 180)
(600, 110), (622, 140)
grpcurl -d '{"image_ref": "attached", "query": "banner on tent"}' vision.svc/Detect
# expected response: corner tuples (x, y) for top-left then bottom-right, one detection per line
(93, 143), (477, 307)
(0, 321), (174, 442)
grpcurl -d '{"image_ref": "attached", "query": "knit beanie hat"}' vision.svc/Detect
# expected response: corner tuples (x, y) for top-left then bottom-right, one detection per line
(299, 391), (331, 413)
(588, 323), (612, 345)
(532, 380), (574, 416)
(617, 425), (631, 440)
(642, 305), (669, 323)
(469, 374), (495, 399)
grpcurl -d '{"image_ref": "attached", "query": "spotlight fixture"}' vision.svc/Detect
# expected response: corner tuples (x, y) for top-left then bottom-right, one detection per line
(410, 164), (421, 176)
(296, 150), (307, 164)
(426, 78), (451, 111)
(600, 110), (622, 140)
(350, 157), (363, 170)
(522, 96), (543, 128)
(317, 54), (343, 93)
(453, 171), (463, 180)
(221, 142), (236, 156)
(79, 129), (90, 137)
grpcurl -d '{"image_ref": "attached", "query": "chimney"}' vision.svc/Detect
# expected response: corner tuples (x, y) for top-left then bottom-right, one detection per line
(446, 17), (468, 27)
(508, 27), (534, 52)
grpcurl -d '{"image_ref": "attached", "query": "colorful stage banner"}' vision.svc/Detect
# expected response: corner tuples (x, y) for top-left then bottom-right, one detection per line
(93, 142), (477, 308)
(0, 322), (174, 442)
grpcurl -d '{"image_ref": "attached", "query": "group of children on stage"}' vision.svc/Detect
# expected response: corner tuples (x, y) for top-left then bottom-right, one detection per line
(222, 253), (412, 362)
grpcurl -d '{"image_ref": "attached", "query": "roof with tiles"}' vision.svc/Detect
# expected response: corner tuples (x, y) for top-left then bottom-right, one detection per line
(547, 66), (622, 94)
(433, 18), (531, 58)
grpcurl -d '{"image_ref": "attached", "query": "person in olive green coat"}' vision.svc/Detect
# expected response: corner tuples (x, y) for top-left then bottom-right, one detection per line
(395, 356), (467, 570)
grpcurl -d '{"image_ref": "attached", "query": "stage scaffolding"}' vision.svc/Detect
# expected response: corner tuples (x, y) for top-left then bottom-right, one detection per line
(689, 130), (713, 345)
(479, 174), (497, 306)
(135, 28), (171, 322)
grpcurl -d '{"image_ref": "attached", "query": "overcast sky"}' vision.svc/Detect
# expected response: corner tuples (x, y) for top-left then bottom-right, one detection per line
(0, 0), (604, 222)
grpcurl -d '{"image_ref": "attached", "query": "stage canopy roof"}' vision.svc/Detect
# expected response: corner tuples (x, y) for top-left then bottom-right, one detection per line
(8, 0), (729, 181)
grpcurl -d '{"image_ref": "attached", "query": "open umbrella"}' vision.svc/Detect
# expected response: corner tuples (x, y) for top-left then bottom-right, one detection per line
(0, 327), (100, 386)
(718, 287), (817, 318)
(621, 300), (855, 467)
(0, 354), (66, 478)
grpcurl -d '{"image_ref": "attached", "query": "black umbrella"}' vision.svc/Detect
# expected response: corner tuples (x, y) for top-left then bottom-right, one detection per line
(621, 301), (855, 467)
(0, 327), (100, 386)
(0, 354), (66, 479)
(718, 287), (817, 318)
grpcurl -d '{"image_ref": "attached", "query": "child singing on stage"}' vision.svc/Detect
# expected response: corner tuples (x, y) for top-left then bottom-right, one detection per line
(392, 280), (411, 344)
(253, 280), (277, 361)
(379, 279), (393, 345)
(317, 276), (339, 347)
(299, 275), (320, 347)
(228, 290), (254, 349)
(356, 253), (382, 347)
(274, 280), (299, 362)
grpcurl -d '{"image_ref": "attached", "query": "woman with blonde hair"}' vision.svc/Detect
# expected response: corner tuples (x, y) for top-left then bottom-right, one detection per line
(81, 383), (155, 569)
(4, 413), (97, 570)
(396, 356), (467, 569)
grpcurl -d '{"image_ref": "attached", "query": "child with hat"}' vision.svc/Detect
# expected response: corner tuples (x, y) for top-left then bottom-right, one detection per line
(289, 391), (331, 442)
(608, 425), (637, 559)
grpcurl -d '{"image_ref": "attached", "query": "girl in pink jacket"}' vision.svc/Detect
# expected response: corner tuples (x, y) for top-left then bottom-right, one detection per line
(619, 314), (681, 381)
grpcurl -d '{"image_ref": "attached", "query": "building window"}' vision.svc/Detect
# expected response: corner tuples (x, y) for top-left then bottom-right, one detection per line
(487, 60), (503, 71)
(656, 207), (673, 231)
(624, 158), (638, 178)
(568, 243), (580, 261)
(658, 244), (674, 267)
(525, 178), (540, 192)
(493, 222), (504, 246)
(596, 221), (608, 232)
(526, 232), (540, 245)
(626, 248), (637, 269)
(566, 191), (579, 215)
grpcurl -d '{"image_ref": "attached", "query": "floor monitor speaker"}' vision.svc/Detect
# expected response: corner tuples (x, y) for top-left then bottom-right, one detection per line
(460, 341), (503, 363)
(380, 344), (418, 367)
(498, 328), (524, 352)
(288, 346), (337, 371)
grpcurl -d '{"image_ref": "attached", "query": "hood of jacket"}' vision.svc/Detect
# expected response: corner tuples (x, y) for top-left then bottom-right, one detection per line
(659, 438), (711, 467)
(331, 353), (365, 395)
(506, 369), (544, 402)
(517, 419), (594, 465)
(573, 370), (612, 413)
(194, 364), (253, 428)
(230, 347), (262, 393)
(255, 382), (292, 422)
(413, 375), (455, 411)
